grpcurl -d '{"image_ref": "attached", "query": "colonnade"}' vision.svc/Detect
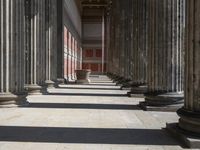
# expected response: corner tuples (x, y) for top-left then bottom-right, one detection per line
(107, 0), (148, 91)
(0, 0), (200, 147)
(107, 0), (200, 147)
(0, 0), (63, 106)
(108, 0), (185, 109)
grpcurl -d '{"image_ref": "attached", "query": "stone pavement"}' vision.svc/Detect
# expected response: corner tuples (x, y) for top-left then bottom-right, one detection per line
(0, 76), (195, 150)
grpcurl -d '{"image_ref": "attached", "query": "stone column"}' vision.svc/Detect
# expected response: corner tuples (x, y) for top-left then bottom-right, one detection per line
(57, 0), (65, 84)
(24, 0), (46, 95)
(141, 0), (185, 111)
(111, 0), (130, 83)
(105, 12), (111, 73)
(125, 0), (148, 96)
(118, 0), (125, 78)
(108, 1), (115, 75)
(0, 0), (28, 107)
(131, 0), (139, 86)
(125, 0), (133, 80)
(108, 1), (119, 77)
(124, 0), (132, 80)
(128, 0), (134, 84)
(178, 0), (200, 141)
(137, 0), (148, 87)
(45, 0), (57, 88)
(112, 0), (120, 76)
(118, 0), (131, 82)
(105, 7), (111, 75)
(38, 0), (46, 88)
(167, 1), (200, 148)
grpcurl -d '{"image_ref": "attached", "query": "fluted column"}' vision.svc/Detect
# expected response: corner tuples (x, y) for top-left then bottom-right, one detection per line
(25, 0), (46, 95)
(128, 0), (134, 83)
(107, 1), (115, 74)
(105, 8), (111, 74)
(112, 0), (120, 76)
(137, 0), (148, 86)
(118, 0), (125, 78)
(45, 0), (57, 88)
(128, 0), (148, 94)
(141, 0), (185, 111)
(125, 0), (133, 80)
(132, 0), (139, 85)
(38, 0), (46, 87)
(57, 0), (65, 84)
(124, 0), (132, 80)
(167, 1), (200, 148)
(177, 0), (200, 137)
(119, 0), (131, 80)
(0, 0), (28, 107)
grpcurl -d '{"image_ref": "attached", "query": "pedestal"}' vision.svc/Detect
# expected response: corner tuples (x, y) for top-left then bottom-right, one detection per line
(75, 69), (91, 84)
(25, 85), (43, 95)
(0, 93), (29, 108)
(140, 92), (184, 111)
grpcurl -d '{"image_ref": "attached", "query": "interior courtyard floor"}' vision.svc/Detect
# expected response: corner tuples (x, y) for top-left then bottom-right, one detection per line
(0, 76), (195, 150)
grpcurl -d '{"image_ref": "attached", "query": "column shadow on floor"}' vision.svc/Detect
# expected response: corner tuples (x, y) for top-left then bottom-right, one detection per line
(66, 84), (117, 86)
(0, 126), (180, 146)
(57, 87), (121, 90)
(89, 84), (117, 86)
(24, 103), (141, 110)
(47, 93), (128, 97)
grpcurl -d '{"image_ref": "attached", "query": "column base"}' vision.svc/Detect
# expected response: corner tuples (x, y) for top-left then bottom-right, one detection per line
(67, 76), (75, 82)
(127, 85), (147, 98)
(71, 74), (76, 81)
(113, 76), (124, 83)
(177, 108), (200, 135)
(116, 79), (131, 86)
(120, 81), (134, 90)
(55, 78), (65, 88)
(166, 123), (200, 148)
(0, 93), (29, 108)
(75, 79), (91, 84)
(25, 84), (43, 95)
(57, 78), (65, 84)
(40, 85), (48, 95)
(45, 80), (56, 89)
(140, 92), (184, 111)
(121, 87), (132, 90)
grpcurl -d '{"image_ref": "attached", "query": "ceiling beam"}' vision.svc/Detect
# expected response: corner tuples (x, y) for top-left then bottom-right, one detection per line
(82, 3), (107, 7)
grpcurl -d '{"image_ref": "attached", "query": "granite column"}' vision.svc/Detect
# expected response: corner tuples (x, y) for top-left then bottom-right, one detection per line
(0, 0), (28, 107)
(141, 0), (185, 111)
(24, 0), (46, 94)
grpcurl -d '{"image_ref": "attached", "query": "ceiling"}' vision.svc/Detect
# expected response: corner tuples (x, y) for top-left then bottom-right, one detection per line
(80, 0), (111, 9)
(80, 0), (112, 22)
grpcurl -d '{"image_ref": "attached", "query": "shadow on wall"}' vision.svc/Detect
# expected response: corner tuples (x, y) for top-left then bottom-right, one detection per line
(0, 126), (180, 146)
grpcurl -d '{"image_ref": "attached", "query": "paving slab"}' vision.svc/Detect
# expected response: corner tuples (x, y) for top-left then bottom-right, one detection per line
(0, 76), (194, 150)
